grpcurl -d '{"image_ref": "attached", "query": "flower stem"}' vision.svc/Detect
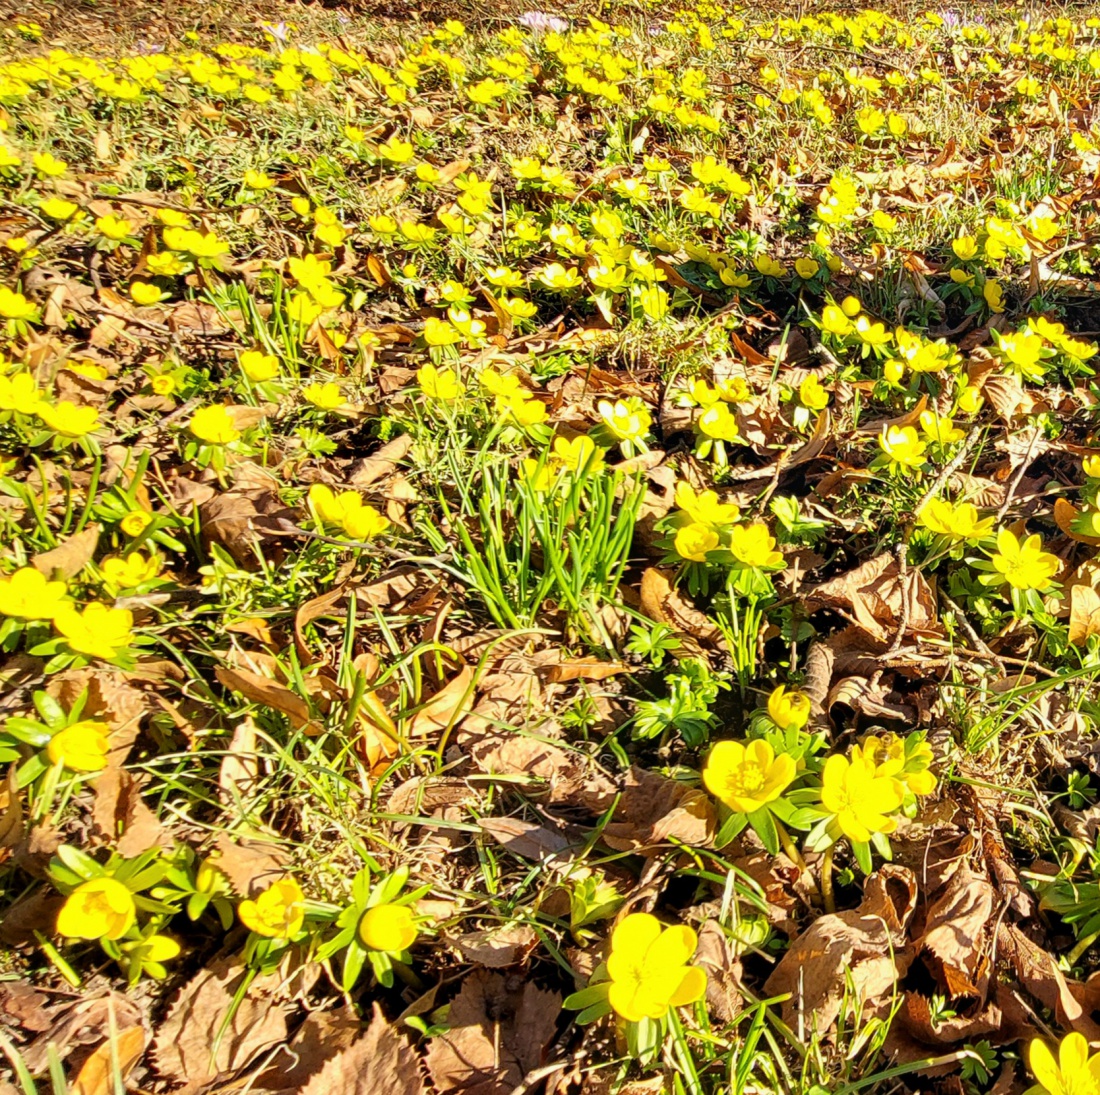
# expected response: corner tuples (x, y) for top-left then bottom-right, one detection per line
(775, 821), (820, 898)
(821, 843), (836, 914)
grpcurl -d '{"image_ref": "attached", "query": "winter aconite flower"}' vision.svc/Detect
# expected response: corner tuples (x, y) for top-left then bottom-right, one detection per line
(54, 603), (134, 661)
(767, 685), (811, 732)
(47, 720), (110, 771)
(989, 528), (1060, 590)
(0, 567), (68, 620)
(819, 752), (905, 842)
(918, 498), (993, 542)
(704, 739), (796, 815)
(729, 523), (783, 570)
(56, 878), (136, 940)
(238, 877), (306, 939)
(359, 904), (418, 952)
(189, 405), (240, 444)
(878, 426), (926, 472)
(416, 363), (462, 401)
(38, 401), (100, 438)
(1028, 1032), (1100, 1095)
(605, 913), (706, 1022)
(239, 350), (279, 381)
(675, 523), (719, 562)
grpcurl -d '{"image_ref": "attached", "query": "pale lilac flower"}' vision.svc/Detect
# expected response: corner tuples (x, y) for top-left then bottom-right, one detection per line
(518, 11), (569, 33)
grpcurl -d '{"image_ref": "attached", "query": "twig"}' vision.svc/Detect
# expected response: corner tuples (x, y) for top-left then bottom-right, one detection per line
(938, 589), (1005, 671)
(996, 428), (1042, 521)
(264, 520), (473, 584)
(885, 542), (910, 657)
(912, 423), (983, 518)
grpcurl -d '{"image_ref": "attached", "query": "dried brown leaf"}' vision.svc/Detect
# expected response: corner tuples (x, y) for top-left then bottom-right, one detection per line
(32, 524), (100, 580)
(454, 925), (539, 968)
(215, 665), (315, 732)
(91, 767), (168, 856)
(601, 766), (715, 851)
(409, 664), (475, 736)
(298, 1002), (425, 1095)
(917, 866), (995, 999)
(210, 833), (290, 897)
(479, 817), (573, 863)
(764, 865), (917, 1034)
(72, 1025), (146, 1095)
(425, 971), (560, 1095)
(152, 956), (289, 1088)
(24, 994), (143, 1073)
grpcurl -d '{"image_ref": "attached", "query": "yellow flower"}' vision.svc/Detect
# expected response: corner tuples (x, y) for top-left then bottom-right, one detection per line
(56, 878), (135, 940)
(819, 752), (905, 842)
(0, 371), (44, 415)
(238, 877), (305, 939)
(729, 523), (783, 569)
(918, 410), (964, 444)
(1084, 455), (1100, 480)
(952, 236), (978, 260)
(303, 382), (344, 411)
(38, 401), (100, 438)
(243, 168), (275, 190)
(0, 287), (37, 322)
(359, 903), (418, 951)
(501, 394), (547, 428)
(129, 281), (164, 306)
(309, 484), (361, 527)
(95, 214), (132, 240)
(32, 151), (68, 177)
(189, 405), (240, 444)
(697, 403), (740, 442)
(552, 435), (603, 474)
(820, 304), (852, 336)
(1029, 1033), (1100, 1095)
(343, 504), (389, 540)
(46, 720), (110, 771)
(674, 522), (719, 562)
(0, 567), (67, 620)
(605, 913), (706, 1023)
(101, 552), (159, 590)
(917, 498), (992, 542)
(799, 374), (829, 411)
(854, 734), (937, 797)
(767, 685), (810, 731)
(674, 483), (739, 528)
(989, 528), (1060, 590)
(120, 510), (152, 537)
(40, 197), (79, 221)
(598, 399), (651, 443)
(239, 350), (278, 382)
(794, 257), (820, 279)
(422, 316), (461, 347)
(417, 364), (462, 401)
(983, 279), (1005, 313)
(878, 426), (926, 471)
(53, 603), (134, 661)
(704, 738), (796, 813)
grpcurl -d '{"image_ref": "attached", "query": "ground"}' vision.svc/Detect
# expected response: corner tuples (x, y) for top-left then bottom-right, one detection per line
(0, 2), (1098, 1095)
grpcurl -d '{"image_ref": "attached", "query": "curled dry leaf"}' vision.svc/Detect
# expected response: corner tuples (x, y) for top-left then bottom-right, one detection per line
(152, 956), (290, 1090)
(408, 663), (476, 737)
(215, 665), (316, 733)
(639, 567), (722, 646)
(31, 524), (101, 580)
(253, 1007), (361, 1093)
(917, 866), (995, 1000)
(298, 1002), (426, 1095)
(764, 865), (917, 1034)
(23, 994), (143, 1074)
(600, 766), (715, 851)
(480, 817), (575, 864)
(72, 1025), (146, 1095)
(92, 767), (168, 856)
(425, 970), (561, 1095)
(454, 925), (539, 968)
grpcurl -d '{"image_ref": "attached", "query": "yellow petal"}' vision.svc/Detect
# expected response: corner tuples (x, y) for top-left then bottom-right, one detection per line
(668, 965), (707, 1008)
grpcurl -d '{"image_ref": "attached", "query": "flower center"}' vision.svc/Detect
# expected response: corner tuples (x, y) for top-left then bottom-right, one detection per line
(727, 762), (766, 796)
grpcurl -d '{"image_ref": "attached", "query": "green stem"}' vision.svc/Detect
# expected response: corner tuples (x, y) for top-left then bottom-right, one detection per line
(775, 821), (820, 898)
(1068, 928), (1100, 967)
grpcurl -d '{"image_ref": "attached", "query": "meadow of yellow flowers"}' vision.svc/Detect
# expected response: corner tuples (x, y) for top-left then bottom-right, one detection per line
(1, 1), (1100, 1092)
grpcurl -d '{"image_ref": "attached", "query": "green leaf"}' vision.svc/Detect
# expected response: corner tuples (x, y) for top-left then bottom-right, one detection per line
(563, 983), (610, 1011)
(852, 840), (873, 874)
(746, 806), (778, 855)
(714, 810), (748, 849)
